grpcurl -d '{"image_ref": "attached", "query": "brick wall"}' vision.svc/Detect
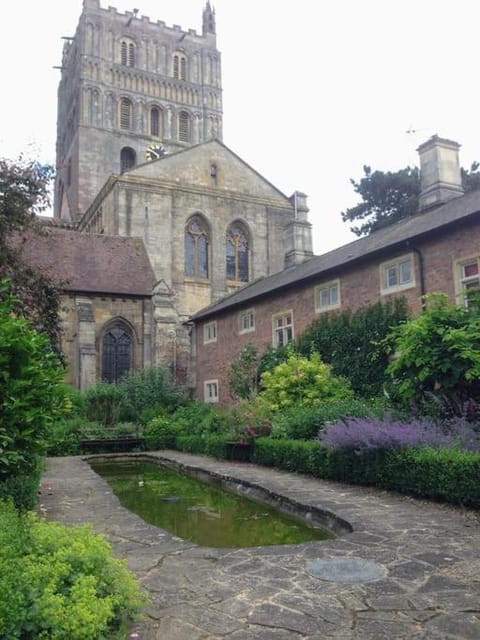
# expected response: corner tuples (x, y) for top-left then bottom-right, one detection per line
(194, 220), (480, 404)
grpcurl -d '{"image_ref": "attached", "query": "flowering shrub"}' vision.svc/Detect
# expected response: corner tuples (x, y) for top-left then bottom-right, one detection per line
(0, 500), (146, 639)
(258, 352), (353, 411)
(320, 417), (479, 453)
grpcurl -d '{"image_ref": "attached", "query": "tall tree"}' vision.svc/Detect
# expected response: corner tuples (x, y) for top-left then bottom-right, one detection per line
(0, 157), (62, 354)
(342, 162), (480, 237)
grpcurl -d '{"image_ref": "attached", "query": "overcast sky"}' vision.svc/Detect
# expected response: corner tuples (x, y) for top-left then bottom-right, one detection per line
(1, 1), (479, 254)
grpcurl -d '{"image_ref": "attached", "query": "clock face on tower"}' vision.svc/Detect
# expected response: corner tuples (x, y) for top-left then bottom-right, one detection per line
(146, 144), (166, 161)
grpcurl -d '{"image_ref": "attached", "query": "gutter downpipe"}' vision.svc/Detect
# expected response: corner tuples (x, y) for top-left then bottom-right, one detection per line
(408, 243), (426, 311)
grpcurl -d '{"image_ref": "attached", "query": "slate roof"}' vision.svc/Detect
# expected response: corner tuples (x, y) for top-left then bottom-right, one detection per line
(191, 190), (480, 321)
(19, 227), (156, 296)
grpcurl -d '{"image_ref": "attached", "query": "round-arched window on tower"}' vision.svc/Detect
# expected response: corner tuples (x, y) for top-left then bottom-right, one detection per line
(101, 321), (133, 383)
(120, 147), (136, 173)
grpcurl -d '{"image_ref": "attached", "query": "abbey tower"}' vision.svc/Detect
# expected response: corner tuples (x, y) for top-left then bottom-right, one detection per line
(54, 0), (222, 221)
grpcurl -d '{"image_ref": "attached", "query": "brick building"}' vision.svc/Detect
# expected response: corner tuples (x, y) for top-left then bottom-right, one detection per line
(190, 136), (480, 405)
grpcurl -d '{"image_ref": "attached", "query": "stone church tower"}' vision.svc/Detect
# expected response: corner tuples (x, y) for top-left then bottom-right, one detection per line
(54, 0), (222, 221)
(51, 0), (313, 389)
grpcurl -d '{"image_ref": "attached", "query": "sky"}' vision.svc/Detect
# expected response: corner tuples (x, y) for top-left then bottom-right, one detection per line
(1, 0), (479, 255)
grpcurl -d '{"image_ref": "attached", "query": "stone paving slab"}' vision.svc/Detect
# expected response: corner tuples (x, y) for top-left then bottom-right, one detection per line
(39, 452), (480, 639)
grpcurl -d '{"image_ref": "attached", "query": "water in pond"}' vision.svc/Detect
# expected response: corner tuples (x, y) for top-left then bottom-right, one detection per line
(90, 460), (334, 547)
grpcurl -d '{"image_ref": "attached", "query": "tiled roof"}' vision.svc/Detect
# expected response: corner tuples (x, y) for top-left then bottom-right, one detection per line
(19, 227), (155, 296)
(191, 190), (480, 321)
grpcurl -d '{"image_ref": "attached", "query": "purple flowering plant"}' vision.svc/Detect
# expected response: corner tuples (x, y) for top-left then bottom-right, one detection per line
(319, 417), (479, 454)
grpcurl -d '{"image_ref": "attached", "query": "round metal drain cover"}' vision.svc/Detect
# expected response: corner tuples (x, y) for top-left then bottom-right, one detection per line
(306, 557), (386, 583)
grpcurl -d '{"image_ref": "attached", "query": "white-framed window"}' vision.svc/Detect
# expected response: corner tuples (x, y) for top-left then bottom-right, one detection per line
(380, 254), (415, 294)
(203, 321), (217, 344)
(315, 280), (340, 312)
(239, 309), (255, 334)
(204, 379), (219, 403)
(456, 257), (480, 306)
(272, 311), (293, 347)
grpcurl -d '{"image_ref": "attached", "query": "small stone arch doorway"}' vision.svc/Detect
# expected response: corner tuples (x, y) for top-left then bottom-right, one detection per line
(101, 321), (133, 383)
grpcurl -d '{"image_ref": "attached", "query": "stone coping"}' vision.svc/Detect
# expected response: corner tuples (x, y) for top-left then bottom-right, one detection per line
(40, 452), (480, 639)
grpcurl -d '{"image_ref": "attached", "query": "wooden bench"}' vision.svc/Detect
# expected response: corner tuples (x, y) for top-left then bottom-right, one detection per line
(80, 437), (145, 454)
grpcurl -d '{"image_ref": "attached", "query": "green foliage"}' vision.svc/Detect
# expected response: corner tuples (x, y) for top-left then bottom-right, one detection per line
(0, 283), (67, 480)
(225, 400), (272, 441)
(0, 158), (62, 353)
(0, 500), (146, 639)
(176, 434), (228, 458)
(341, 161), (480, 237)
(341, 165), (421, 236)
(168, 400), (230, 438)
(144, 415), (177, 450)
(296, 297), (409, 397)
(270, 397), (385, 440)
(253, 438), (329, 476)
(385, 294), (480, 410)
(0, 460), (42, 511)
(258, 352), (353, 411)
(118, 365), (188, 423)
(228, 344), (259, 400)
(84, 382), (123, 427)
(257, 344), (291, 380)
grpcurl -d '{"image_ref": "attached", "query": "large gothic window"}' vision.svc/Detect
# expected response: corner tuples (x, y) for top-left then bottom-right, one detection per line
(185, 215), (209, 279)
(226, 223), (249, 282)
(178, 111), (190, 142)
(120, 147), (136, 172)
(101, 321), (133, 383)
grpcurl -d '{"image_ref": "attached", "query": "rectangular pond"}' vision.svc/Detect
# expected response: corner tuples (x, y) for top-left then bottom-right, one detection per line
(89, 460), (335, 548)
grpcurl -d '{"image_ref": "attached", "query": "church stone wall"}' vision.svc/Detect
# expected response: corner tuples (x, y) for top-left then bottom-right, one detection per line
(59, 293), (153, 390)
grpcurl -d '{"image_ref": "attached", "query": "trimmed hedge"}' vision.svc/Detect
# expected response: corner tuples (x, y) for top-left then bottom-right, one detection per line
(176, 435), (228, 459)
(253, 438), (480, 506)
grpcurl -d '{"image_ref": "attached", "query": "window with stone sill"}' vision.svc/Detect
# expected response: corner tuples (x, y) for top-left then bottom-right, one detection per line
(204, 379), (219, 403)
(315, 280), (340, 312)
(239, 309), (255, 334)
(204, 321), (217, 344)
(456, 258), (480, 307)
(272, 311), (293, 347)
(380, 254), (415, 294)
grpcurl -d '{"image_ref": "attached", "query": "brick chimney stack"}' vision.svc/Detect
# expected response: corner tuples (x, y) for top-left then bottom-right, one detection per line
(417, 135), (464, 211)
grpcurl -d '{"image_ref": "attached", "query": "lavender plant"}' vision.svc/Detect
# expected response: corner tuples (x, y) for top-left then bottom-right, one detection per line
(320, 417), (479, 453)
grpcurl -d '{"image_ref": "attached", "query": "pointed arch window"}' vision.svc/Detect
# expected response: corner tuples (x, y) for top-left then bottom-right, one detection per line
(120, 147), (136, 172)
(150, 106), (161, 137)
(185, 215), (209, 279)
(178, 111), (190, 142)
(119, 98), (133, 130)
(102, 321), (133, 383)
(226, 223), (249, 282)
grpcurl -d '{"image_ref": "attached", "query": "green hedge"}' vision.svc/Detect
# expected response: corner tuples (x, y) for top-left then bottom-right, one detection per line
(253, 438), (480, 506)
(176, 435), (228, 459)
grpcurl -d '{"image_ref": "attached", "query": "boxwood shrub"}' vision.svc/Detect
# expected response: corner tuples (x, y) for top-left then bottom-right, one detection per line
(253, 437), (480, 506)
